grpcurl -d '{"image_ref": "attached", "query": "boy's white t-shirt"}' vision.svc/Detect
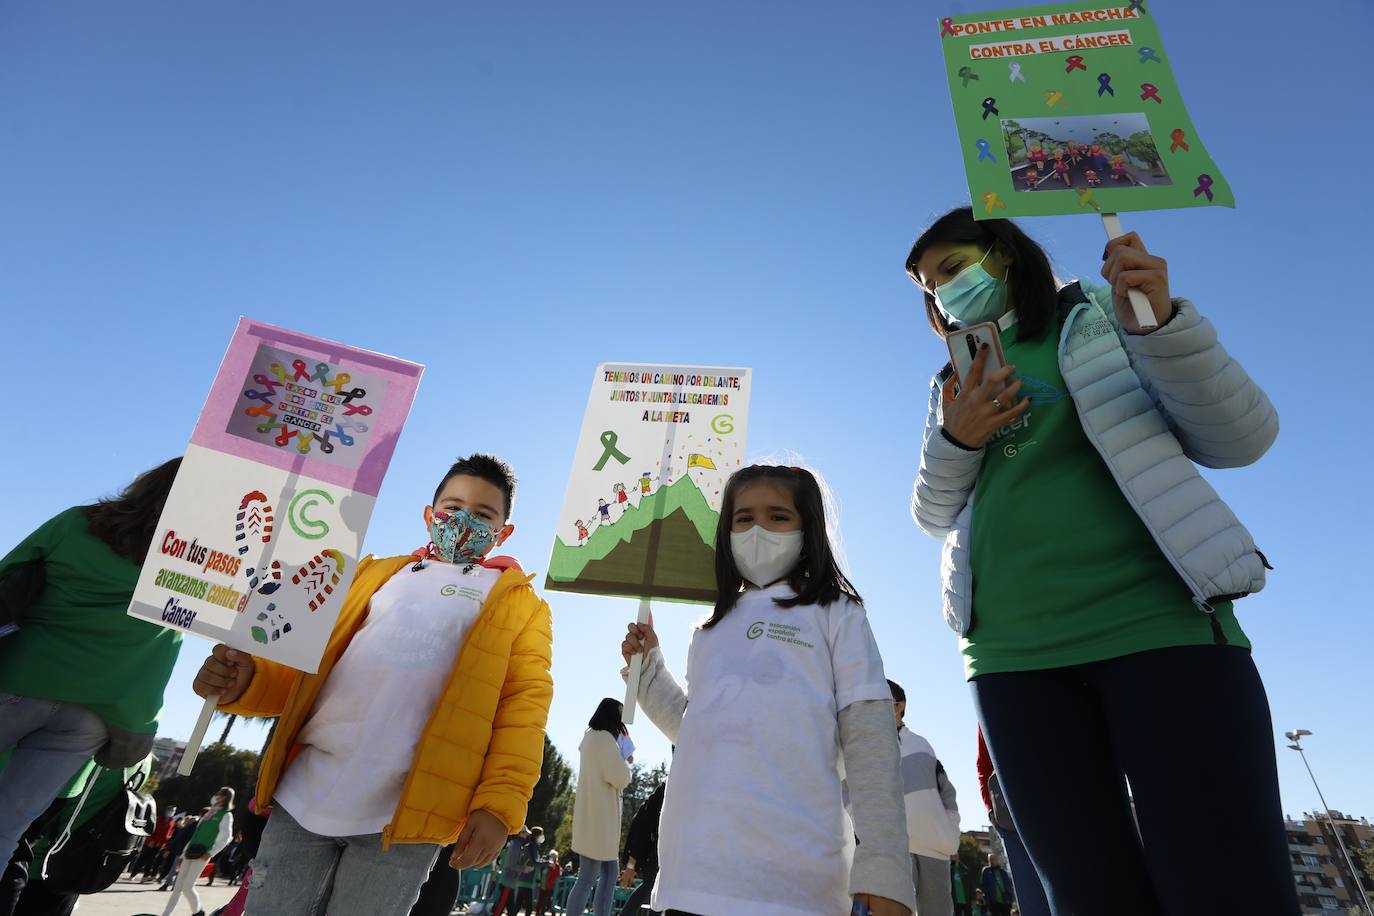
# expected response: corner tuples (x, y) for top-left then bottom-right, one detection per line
(651, 585), (890, 916)
(274, 561), (500, 837)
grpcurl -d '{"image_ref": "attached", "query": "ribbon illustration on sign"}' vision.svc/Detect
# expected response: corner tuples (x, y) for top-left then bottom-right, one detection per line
(958, 66), (979, 87)
(1044, 89), (1066, 107)
(1065, 55), (1086, 73)
(1193, 174), (1214, 201)
(981, 97), (999, 119)
(593, 429), (631, 471)
(981, 191), (1006, 214)
(975, 139), (996, 162)
(1140, 83), (1162, 103)
(1170, 128), (1189, 152)
(1008, 61), (1024, 82)
(1139, 46), (1161, 64)
(1097, 73), (1114, 96)
(940, 16), (955, 36)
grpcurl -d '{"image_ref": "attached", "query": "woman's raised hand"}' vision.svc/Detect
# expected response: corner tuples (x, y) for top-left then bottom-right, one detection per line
(940, 346), (1029, 450)
(621, 616), (659, 664)
(1101, 232), (1172, 334)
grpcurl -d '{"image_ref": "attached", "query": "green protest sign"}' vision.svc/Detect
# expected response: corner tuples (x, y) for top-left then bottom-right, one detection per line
(938, 2), (1233, 220)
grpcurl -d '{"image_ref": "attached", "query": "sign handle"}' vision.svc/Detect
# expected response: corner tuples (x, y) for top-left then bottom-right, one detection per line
(622, 598), (651, 725)
(1100, 213), (1158, 331)
(178, 694), (220, 775)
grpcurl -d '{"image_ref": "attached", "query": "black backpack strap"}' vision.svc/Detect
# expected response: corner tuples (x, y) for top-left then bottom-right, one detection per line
(1056, 280), (1091, 325)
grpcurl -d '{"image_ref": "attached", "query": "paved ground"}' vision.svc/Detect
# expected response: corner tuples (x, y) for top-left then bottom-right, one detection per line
(72, 875), (239, 915)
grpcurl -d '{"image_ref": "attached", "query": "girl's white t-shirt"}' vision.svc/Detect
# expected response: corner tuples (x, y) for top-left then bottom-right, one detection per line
(274, 561), (500, 837)
(651, 585), (891, 916)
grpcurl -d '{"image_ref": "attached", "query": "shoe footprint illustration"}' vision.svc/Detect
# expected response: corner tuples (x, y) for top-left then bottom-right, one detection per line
(250, 602), (292, 645)
(235, 491), (282, 594)
(291, 549), (346, 612)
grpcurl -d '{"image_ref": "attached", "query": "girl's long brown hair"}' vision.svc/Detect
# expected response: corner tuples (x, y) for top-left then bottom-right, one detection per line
(81, 457), (182, 563)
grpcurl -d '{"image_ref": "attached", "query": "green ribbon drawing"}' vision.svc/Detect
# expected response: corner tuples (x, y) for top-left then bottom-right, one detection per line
(593, 430), (630, 471)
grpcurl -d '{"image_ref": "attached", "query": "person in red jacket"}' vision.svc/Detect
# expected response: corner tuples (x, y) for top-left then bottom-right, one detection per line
(535, 849), (562, 916)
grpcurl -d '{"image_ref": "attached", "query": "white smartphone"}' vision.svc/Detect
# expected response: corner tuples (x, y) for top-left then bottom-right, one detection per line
(945, 322), (1006, 387)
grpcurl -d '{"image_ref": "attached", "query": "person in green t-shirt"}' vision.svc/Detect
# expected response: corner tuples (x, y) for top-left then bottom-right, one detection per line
(906, 207), (1297, 916)
(0, 459), (183, 869)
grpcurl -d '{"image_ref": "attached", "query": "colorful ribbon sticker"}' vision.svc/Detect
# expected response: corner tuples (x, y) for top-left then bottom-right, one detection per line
(981, 191), (1007, 214)
(981, 97), (999, 119)
(1008, 61), (1025, 82)
(311, 362), (331, 383)
(325, 372), (352, 394)
(1139, 47), (1161, 64)
(593, 429), (631, 471)
(940, 17), (955, 36)
(976, 139), (996, 162)
(1044, 89), (1066, 107)
(1097, 73), (1114, 96)
(1193, 174), (1214, 201)
(1169, 128), (1189, 152)
(1140, 83), (1162, 103)
(1065, 55), (1086, 73)
(292, 360), (311, 382)
(1127, 0), (1147, 12)
(958, 66), (980, 87)
(1077, 188), (1100, 210)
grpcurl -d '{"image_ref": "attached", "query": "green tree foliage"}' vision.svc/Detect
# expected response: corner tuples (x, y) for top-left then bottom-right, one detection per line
(1124, 131), (1162, 171)
(1096, 132), (1126, 155)
(153, 743), (260, 819)
(958, 833), (987, 885)
(619, 760), (668, 853)
(526, 735), (575, 842)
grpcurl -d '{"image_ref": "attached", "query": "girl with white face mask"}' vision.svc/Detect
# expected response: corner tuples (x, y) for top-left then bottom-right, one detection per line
(620, 465), (914, 916)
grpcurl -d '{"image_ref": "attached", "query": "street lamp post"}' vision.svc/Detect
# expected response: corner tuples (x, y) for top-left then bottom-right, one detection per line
(1286, 729), (1372, 916)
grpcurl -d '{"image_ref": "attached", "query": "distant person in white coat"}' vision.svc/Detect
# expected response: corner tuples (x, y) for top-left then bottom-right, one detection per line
(564, 698), (632, 916)
(889, 680), (960, 916)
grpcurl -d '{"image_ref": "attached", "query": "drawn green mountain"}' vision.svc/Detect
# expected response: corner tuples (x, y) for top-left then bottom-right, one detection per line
(546, 475), (719, 603)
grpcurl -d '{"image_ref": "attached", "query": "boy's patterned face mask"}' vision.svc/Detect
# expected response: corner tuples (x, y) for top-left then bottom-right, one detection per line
(428, 508), (499, 564)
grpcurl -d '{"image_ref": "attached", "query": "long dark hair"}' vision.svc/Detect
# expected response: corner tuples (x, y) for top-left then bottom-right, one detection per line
(588, 697), (624, 738)
(700, 465), (862, 629)
(905, 206), (1059, 343)
(81, 457), (182, 563)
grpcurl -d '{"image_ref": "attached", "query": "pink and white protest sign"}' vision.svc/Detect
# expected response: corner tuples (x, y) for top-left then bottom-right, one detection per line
(128, 319), (423, 673)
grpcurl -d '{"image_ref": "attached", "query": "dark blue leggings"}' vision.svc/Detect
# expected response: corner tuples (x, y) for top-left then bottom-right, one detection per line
(972, 645), (1299, 916)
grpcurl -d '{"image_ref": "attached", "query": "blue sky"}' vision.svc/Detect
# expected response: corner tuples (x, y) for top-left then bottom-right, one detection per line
(3, 0), (1370, 827)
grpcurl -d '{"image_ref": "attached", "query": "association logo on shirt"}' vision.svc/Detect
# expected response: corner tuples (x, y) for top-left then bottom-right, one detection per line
(440, 583), (486, 602)
(744, 621), (814, 649)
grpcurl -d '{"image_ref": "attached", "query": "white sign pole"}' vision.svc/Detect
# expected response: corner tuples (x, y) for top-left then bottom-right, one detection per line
(622, 598), (651, 724)
(1101, 213), (1158, 331)
(179, 694), (220, 775)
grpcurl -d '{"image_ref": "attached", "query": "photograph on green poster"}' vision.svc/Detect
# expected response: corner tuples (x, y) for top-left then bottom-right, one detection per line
(1004, 113), (1171, 193)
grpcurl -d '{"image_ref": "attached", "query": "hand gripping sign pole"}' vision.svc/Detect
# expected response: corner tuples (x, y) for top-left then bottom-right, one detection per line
(1101, 213), (1158, 331)
(623, 598), (652, 724)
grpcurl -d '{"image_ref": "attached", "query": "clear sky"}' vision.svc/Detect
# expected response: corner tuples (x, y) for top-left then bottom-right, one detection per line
(3, 0), (1370, 828)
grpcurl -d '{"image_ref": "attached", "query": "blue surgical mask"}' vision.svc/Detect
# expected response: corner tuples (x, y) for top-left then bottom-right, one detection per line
(933, 249), (1009, 327)
(428, 509), (499, 565)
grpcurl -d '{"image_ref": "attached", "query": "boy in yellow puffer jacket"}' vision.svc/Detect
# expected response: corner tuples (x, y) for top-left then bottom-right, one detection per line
(192, 454), (553, 916)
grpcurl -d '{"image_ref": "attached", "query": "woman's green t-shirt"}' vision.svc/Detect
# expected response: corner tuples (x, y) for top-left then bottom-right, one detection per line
(0, 507), (182, 733)
(963, 320), (1248, 678)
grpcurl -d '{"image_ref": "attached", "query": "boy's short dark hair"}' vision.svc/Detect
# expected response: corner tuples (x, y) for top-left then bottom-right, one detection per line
(433, 454), (517, 519)
(887, 679), (905, 704)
